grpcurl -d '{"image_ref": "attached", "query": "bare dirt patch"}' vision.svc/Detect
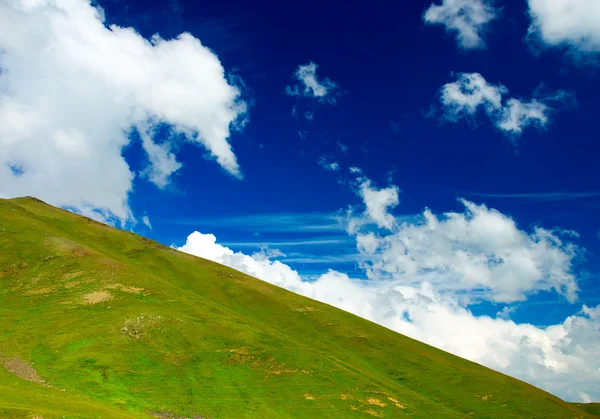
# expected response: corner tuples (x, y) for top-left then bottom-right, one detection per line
(364, 408), (384, 417)
(121, 314), (163, 339)
(303, 393), (315, 400)
(1, 356), (47, 386)
(475, 394), (493, 401)
(82, 291), (112, 304)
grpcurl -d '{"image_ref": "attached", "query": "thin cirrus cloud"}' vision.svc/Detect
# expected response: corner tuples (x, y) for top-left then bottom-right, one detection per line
(423, 0), (498, 50)
(527, 0), (600, 57)
(317, 155), (340, 172)
(220, 238), (351, 247)
(165, 212), (346, 232)
(177, 173), (598, 403)
(462, 191), (600, 202)
(438, 72), (573, 138)
(0, 0), (248, 223)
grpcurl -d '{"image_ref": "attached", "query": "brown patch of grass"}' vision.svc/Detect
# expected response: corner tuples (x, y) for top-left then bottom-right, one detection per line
(1, 356), (47, 385)
(121, 285), (144, 294)
(221, 347), (251, 355)
(475, 394), (493, 401)
(267, 364), (299, 375)
(303, 393), (315, 400)
(64, 278), (93, 289)
(365, 390), (390, 396)
(25, 286), (55, 295)
(149, 412), (209, 419)
(387, 397), (406, 409)
(46, 237), (96, 258)
(82, 291), (112, 304)
(121, 314), (163, 339)
(105, 283), (144, 294)
(294, 306), (318, 312)
(63, 271), (84, 280)
(366, 397), (387, 407)
(340, 393), (354, 400)
(364, 408), (384, 417)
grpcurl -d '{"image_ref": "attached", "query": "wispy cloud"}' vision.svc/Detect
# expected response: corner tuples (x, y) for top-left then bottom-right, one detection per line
(285, 62), (340, 104)
(164, 212), (345, 232)
(282, 253), (367, 264)
(317, 155), (340, 172)
(461, 191), (600, 202)
(221, 238), (351, 247)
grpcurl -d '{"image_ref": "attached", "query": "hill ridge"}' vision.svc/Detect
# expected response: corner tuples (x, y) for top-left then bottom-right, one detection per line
(0, 197), (596, 418)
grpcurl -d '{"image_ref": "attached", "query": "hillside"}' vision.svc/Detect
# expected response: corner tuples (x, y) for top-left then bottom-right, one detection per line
(0, 197), (595, 418)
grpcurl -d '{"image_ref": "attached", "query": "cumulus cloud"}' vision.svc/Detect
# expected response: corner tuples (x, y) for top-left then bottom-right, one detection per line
(356, 179), (400, 231)
(423, 0), (498, 49)
(285, 62), (340, 104)
(357, 200), (580, 304)
(176, 228), (597, 403)
(0, 0), (247, 221)
(439, 73), (571, 136)
(137, 123), (182, 189)
(527, 0), (600, 56)
(174, 172), (597, 402)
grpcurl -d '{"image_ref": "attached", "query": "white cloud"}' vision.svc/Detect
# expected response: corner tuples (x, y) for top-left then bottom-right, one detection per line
(496, 305), (516, 319)
(175, 173), (595, 402)
(138, 123), (182, 189)
(357, 200), (580, 304)
(497, 98), (549, 134)
(423, 0), (498, 49)
(317, 155), (340, 172)
(440, 73), (570, 136)
(176, 227), (598, 402)
(356, 179), (400, 231)
(285, 62), (340, 104)
(0, 0), (247, 222)
(142, 215), (152, 229)
(527, 0), (600, 55)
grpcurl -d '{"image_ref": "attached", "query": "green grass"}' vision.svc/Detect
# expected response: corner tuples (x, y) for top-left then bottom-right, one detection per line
(0, 196), (596, 418)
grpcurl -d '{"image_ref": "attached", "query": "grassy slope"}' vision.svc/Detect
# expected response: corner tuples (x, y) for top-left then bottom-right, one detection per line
(0, 197), (595, 419)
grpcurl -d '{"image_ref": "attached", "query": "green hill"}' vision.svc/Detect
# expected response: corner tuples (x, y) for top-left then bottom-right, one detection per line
(0, 197), (595, 418)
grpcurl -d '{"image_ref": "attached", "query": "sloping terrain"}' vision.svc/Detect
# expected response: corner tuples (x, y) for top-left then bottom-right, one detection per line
(0, 197), (595, 418)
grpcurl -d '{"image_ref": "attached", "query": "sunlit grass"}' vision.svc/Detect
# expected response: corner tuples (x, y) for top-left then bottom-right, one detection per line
(0, 197), (596, 418)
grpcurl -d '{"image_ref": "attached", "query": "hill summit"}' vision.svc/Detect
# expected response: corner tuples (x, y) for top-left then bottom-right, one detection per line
(0, 197), (596, 418)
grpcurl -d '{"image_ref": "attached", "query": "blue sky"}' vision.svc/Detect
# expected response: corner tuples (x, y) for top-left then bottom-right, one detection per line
(112, 0), (600, 319)
(1, 0), (599, 403)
